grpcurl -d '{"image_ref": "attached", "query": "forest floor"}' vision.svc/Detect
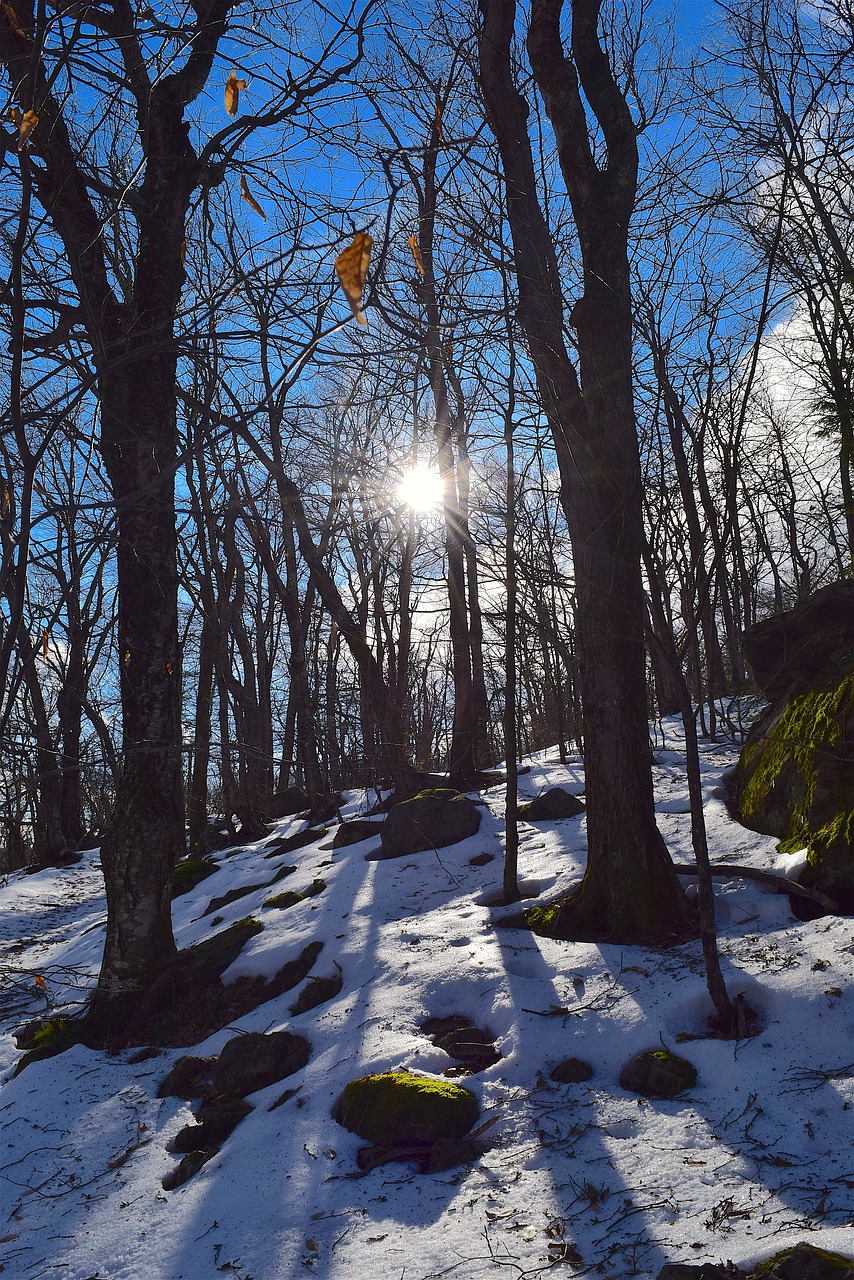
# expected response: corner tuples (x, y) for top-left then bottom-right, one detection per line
(0, 712), (852, 1280)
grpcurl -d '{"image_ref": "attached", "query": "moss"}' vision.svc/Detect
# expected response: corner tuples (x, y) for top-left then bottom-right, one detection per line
(333, 1071), (479, 1146)
(265, 879), (326, 910)
(412, 788), (462, 802)
(751, 1242), (854, 1276)
(13, 1017), (85, 1076)
(777, 834), (807, 854)
(183, 916), (263, 976)
(740, 673), (853, 838)
(171, 859), (217, 899)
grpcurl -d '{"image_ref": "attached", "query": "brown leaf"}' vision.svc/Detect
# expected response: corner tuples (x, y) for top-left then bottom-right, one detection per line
(1, 486), (9, 517)
(17, 108), (37, 150)
(1, 2), (28, 38)
(224, 69), (247, 117)
(239, 174), (266, 221)
(334, 231), (372, 325)
(42, 628), (49, 659)
(407, 233), (425, 278)
(180, 238), (187, 264)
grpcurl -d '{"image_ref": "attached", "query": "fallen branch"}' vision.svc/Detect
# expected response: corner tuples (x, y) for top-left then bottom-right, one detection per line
(672, 863), (837, 913)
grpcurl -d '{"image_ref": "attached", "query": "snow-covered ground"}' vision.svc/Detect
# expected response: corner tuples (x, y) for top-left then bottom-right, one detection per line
(0, 714), (852, 1280)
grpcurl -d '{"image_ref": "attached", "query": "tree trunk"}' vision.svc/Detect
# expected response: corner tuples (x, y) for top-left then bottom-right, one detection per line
(479, 0), (691, 941)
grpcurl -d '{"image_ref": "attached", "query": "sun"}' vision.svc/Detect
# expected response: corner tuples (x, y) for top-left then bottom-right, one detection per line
(397, 463), (444, 512)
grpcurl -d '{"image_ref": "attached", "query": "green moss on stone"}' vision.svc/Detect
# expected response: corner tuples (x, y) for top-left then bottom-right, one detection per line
(751, 1242), (854, 1277)
(172, 859), (217, 899)
(412, 788), (462, 801)
(333, 1071), (479, 1146)
(184, 916), (262, 975)
(13, 1017), (85, 1076)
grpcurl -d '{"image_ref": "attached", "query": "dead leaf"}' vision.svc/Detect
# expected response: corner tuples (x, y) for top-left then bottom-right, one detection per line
(1, 486), (9, 517)
(34, 975), (47, 989)
(224, 69), (247, 117)
(366, 1235), (387, 1243)
(42, 629), (49, 659)
(1, 2), (28, 38)
(334, 231), (372, 325)
(180, 239), (187, 264)
(407, 233), (425, 277)
(17, 108), (37, 150)
(240, 174), (266, 221)
(305, 1239), (319, 1252)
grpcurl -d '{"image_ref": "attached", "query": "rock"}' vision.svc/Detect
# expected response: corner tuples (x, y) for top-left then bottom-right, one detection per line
(289, 972), (343, 1016)
(171, 858), (217, 899)
(422, 1015), (501, 1074)
(157, 1055), (217, 1099)
(742, 581), (854, 701)
(379, 790), (481, 858)
(469, 852), (494, 867)
(751, 1242), (854, 1279)
(171, 1095), (253, 1152)
(266, 863), (298, 885)
(162, 1146), (217, 1191)
(518, 788), (585, 820)
(731, 585), (854, 913)
(266, 940), (324, 998)
(196, 825), (234, 857)
(183, 917), (263, 979)
(211, 1030), (310, 1096)
(619, 1048), (697, 1098)
(549, 1057), (593, 1083)
(202, 882), (265, 916)
(267, 788), (309, 819)
(333, 1071), (479, 1147)
(264, 827), (323, 858)
(332, 819), (384, 849)
(264, 878), (326, 910)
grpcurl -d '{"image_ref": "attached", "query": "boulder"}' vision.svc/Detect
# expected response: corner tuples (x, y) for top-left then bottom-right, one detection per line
(421, 1015), (501, 1074)
(379, 790), (481, 859)
(157, 1055), (217, 1099)
(289, 971), (343, 1015)
(267, 787), (309, 819)
(742, 581), (854, 700)
(518, 788), (585, 821)
(171, 858), (217, 899)
(171, 1095), (252, 1152)
(333, 1071), (479, 1147)
(211, 1030), (310, 1096)
(332, 819), (384, 849)
(731, 584), (854, 913)
(549, 1057), (593, 1084)
(619, 1048), (697, 1098)
(162, 1146), (217, 1192)
(751, 1243), (854, 1279)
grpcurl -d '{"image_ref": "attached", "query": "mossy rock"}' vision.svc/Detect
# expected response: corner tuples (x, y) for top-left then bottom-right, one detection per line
(12, 1017), (86, 1075)
(265, 878), (326, 910)
(732, 620), (853, 912)
(172, 858), (218, 899)
(266, 940), (323, 998)
(333, 1071), (479, 1146)
(183, 916), (263, 977)
(380, 790), (481, 858)
(620, 1048), (697, 1098)
(518, 788), (585, 821)
(750, 1242), (854, 1279)
(266, 863), (298, 885)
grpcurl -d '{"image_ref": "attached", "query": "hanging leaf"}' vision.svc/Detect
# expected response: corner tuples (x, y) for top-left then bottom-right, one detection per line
(16, 108), (37, 150)
(224, 69), (247, 118)
(1, 486), (9, 518)
(239, 173), (266, 221)
(435, 97), (443, 143)
(180, 238), (187, 264)
(42, 628), (49, 659)
(334, 231), (372, 326)
(1, 3), (29, 39)
(407, 233), (425, 278)
(34, 975), (47, 990)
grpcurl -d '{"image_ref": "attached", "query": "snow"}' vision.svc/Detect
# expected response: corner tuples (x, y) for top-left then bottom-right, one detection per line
(0, 715), (852, 1280)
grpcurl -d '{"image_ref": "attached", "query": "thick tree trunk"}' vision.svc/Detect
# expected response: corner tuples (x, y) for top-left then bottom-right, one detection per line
(95, 358), (183, 1007)
(479, 0), (691, 941)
